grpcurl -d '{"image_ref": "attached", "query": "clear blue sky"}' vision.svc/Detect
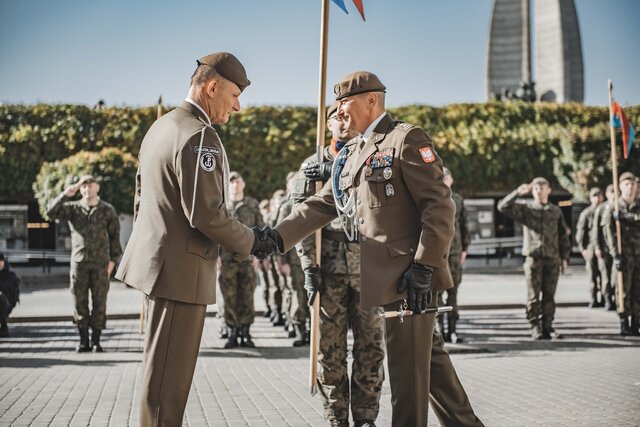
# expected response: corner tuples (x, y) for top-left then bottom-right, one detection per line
(1, 0), (638, 108)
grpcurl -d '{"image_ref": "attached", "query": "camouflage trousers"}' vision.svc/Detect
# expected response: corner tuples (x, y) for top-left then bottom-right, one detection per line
(288, 265), (308, 325)
(317, 273), (385, 422)
(616, 253), (640, 317)
(218, 260), (257, 327)
(524, 256), (560, 328)
(583, 250), (602, 298)
(439, 252), (463, 320)
(597, 253), (614, 297)
(70, 262), (110, 329)
(267, 257), (283, 314)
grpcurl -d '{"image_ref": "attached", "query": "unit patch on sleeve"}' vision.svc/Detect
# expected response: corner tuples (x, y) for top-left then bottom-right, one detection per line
(366, 147), (395, 169)
(194, 146), (221, 155)
(200, 153), (216, 172)
(419, 146), (436, 164)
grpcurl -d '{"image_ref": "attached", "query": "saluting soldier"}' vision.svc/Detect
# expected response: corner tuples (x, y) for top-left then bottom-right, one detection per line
(115, 52), (276, 426)
(603, 172), (640, 336)
(268, 72), (483, 427)
(47, 175), (121, 353)
(440, 167), (470, 343)
(575, 187), (604, 307)
(291, 101), (385, 426)
(218, 171), (264, 348)
(498, 178), (571, 340)
(592, 184), (617, 310)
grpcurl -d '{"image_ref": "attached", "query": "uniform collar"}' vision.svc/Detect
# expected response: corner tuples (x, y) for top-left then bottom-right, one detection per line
(183, 98), (212, 126)
(362, 112), (387, 143)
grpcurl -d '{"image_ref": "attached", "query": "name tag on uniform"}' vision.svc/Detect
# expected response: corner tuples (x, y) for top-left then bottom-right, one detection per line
(194, 146), (221, 155)
(366, 148), (394, 169)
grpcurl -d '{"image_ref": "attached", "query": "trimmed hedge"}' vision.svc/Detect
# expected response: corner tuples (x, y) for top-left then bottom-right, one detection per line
(2, 102), (639, 209)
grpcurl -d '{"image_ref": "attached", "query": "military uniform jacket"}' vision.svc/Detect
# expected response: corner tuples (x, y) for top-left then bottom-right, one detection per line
(591, 202), (613, 255)
(115, 101), (255, 305)
(449, 192), (470, 256)
(497, 190), (571, 260)
(603, 198), (640, 257)
(275, 114), (455, 308)
(221, 196), (264, 263)
(47, 193), (122, 267)
(575, 205), (597, 253)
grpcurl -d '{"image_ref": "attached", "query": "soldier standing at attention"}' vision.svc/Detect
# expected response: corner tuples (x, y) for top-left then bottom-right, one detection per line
(267, 190), (287, 327)
(115, 52), (276, 426)
(47, 175), (122, 352)
(218, 171), (264, 348)
(575, 187), (604, 307)
(268, 72), (483, 426)
(259, 199), (273, 319)
(592, 184), (617, 310)
(603, 172), (640, 336)
(440, 167), (470, 343)
(498, 177), (571, 340)
(292, 101), (385, 426)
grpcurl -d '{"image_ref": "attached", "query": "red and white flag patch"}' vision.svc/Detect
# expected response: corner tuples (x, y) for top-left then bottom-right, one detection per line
(419, 146), (436, 163)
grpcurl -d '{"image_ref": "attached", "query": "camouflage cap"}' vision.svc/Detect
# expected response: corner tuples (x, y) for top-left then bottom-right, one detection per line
(531, 177), (550, 186)
(327, 101), (339, 119)
(197, 52), (251, 92)
(589, 187), (602, 197)
(77, 174), (97, 185)
(334, 71), (386, 100)
(619, 171), (636, 183)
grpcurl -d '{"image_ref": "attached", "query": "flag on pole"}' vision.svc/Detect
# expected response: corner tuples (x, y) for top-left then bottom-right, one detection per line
(611, 101), (636, 159)
(331, 0), (365, 20)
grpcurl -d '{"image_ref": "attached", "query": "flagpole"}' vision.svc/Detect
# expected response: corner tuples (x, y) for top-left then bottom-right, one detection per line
(309, 0), (330, 396)
(607, 80), (625, 313)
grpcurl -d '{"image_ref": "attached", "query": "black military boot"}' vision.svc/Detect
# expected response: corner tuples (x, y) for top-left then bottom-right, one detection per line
(620, 317), (631, 336)
(91, 328), (104, 352)
(448, 317), (463, 344)
(224, 327), (239, 348)
(263, 307), (272, 318)
(604, 294), (616, 311)
(77, 327), (91, 353)
(531, 323), (542, 340)
(240, 326), (255, 348)
(287, 323), (296, 338)
(630, 316), (640, 336)
(272, 311), (285, 327)
(292, 324), (307, 347)
(0, 322), (9, 338)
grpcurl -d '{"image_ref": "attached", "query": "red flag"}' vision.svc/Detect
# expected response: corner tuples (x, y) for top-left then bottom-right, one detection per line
(352, 0), (365, 20)
(611, 101), (636, 159)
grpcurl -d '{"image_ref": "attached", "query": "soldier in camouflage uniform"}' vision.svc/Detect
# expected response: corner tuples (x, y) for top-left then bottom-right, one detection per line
(592, 184), (617, 310)
(498, 177), (571, 340)
(258, 199), (273, 318)
(576, 187), (604, 307)
(603, 172), (640, 336)
(267, 190), (287, 327)
(440, 167), (470, 343)
(275, 174), (308, 346)
(291, 102), (385, 427)
(46, 175), (122, 352)
(218, 172), (264, 348)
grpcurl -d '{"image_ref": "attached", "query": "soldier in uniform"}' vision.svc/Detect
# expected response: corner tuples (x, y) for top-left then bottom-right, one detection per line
(0, 253), (20, 337)
(603, 172), (640, 336)
(259, 199), (273, 318)
(115, 52), (276, 426)
(290, 101), (385, 426)
(47, 175), (121, 353)
(218, 171), (264, 348)
(592, 184), (617, 310)
(575, 187), (604, 307)
(498, 178), (571, 340)
(267, 190), (287, 327)
(268, 72), (483, 426)
(440, 167), (470, 343)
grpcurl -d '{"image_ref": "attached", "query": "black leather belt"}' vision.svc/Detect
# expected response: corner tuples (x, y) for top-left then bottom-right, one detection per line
(322, 229), (357, 243)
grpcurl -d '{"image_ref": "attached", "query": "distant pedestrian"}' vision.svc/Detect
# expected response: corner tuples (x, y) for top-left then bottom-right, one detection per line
(575, 187), (604, 307)
(0, 253), (20, 337)
(47, 175), (122, 352)
(498, 177), (571, 340)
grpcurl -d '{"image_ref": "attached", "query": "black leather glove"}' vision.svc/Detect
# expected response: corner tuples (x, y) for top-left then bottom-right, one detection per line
(302, 161), (333, 182)
(614, 255), (624, 271)
(263, 227), (284, 254)
(303, 265), (323, 306)
(397, 262), (434, 313)
(250, 226), (279, 259)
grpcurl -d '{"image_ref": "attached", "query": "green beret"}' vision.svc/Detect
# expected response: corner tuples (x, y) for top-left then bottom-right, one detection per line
(326, 101), (339, 119)
(619, 171), (636, 183)
(333, 71), (386, 100)
(197, 52), (251, 92)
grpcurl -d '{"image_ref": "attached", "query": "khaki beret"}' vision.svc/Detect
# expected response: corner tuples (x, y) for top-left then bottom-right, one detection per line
(531, 177), (550, 186)
(326, 101), (339, 119)
(619, 171), (636, 183)
(229, 171), (242, 181)
(334, 71), (386, 100)
(197, 52), (251, 92)
(77, 174), (97, 185)
(589, 187), (602, 197)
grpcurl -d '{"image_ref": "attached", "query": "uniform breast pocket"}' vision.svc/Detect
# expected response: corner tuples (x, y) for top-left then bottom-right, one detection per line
(364, 168), (396, 208)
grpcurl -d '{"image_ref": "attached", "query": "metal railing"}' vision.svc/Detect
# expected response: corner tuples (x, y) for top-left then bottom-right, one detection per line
(467, 237), (523, 265)
(1, 249), (71, 272)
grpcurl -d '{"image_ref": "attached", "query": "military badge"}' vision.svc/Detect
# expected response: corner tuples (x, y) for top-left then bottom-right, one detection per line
(385, 183), (395, 197)
(364, 166), (373, 177)
(419, 146), (436, 163)
(366, 147), (395, 169)
(194, 146), (221, 155)
(383, 167), (393, 180)
(200, 153), (216, 172)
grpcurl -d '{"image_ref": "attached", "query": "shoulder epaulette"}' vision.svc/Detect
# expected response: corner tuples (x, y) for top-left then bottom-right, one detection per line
(391, 121), (415, 132)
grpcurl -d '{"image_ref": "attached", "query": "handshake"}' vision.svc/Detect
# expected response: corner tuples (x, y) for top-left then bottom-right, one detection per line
(250, 226), (284, 259)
